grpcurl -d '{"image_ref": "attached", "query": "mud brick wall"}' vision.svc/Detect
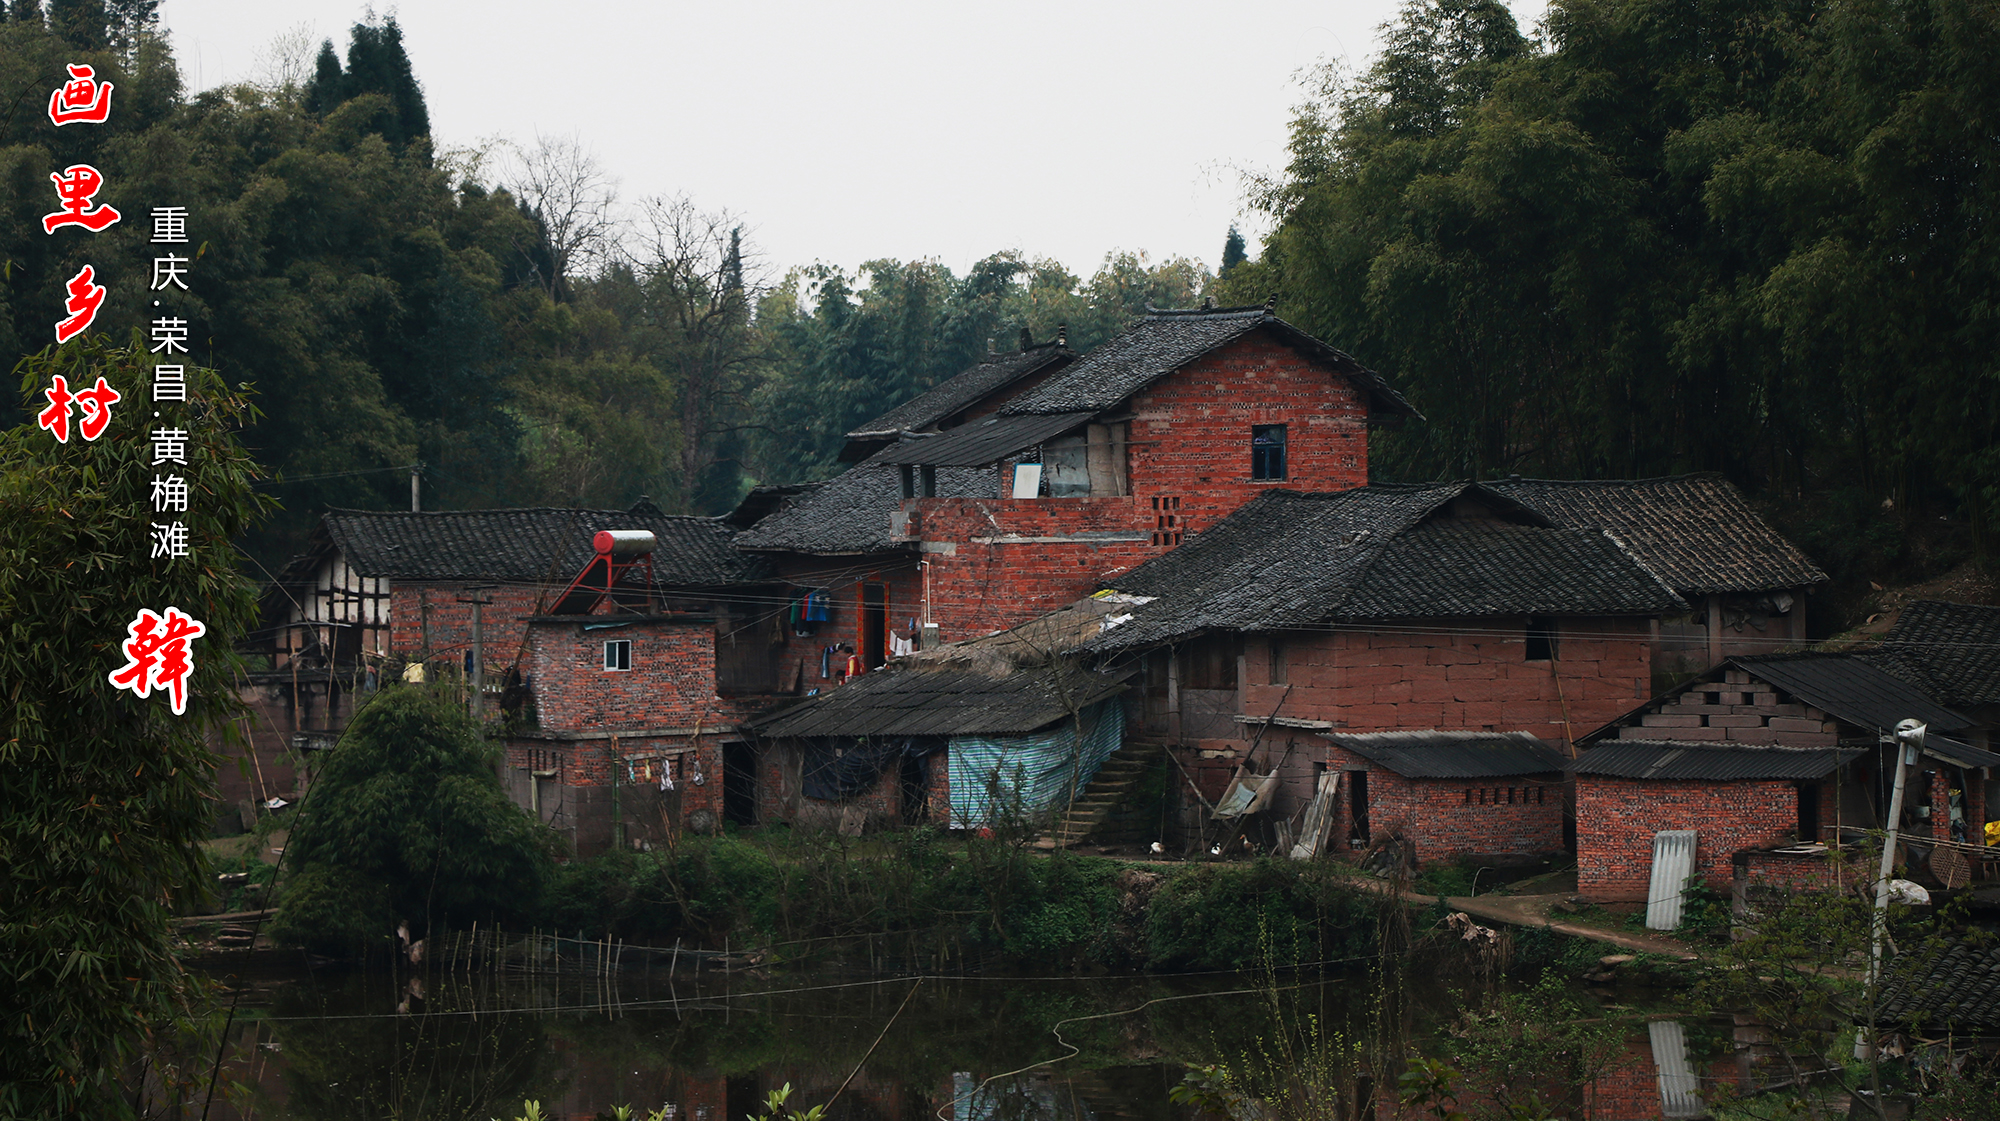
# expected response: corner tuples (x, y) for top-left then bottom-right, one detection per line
(1324, 742), (1564, 862)
(1241, 618), (1652, 739)
(754, 739), (949, 830)
(388, 583), (544, 669)
(1125, 330), (1370, 525)
(1575, 775), (1803, 899)
(1612, 667), (1840, 746)
(503, 735), (726, 857)
(527, 617), (724, 731)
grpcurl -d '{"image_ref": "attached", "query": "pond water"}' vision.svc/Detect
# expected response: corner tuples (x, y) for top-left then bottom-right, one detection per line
(197, 955), (1746, 1121)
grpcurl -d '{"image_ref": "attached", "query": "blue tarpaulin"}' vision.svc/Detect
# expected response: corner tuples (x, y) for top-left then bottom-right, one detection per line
(947, 701), (1124, 827)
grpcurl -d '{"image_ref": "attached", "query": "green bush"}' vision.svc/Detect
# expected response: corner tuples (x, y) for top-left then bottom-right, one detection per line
(267, 865), (394, 955)
(274, 686), (555, 950)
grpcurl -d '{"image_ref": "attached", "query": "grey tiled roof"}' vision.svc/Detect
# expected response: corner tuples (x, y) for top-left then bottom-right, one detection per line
(1485, 474), (1826, 596)
(871, 412), (1096, 467)
(1875, 937), (2000, 1032)
(752, 662), (1125, 738)
(319, 502), (768, 587)
(847, 343), (1072, 438)
(1325, 731), (1568, 778)
(731, 458), (994, 554)
(1736, 654), (1972, 734)
(1878, 600), (2000, 707)
(1080, 484), (1683, 653)
(998, 307), (1418, 420)
(1571, 740), (1855, 781)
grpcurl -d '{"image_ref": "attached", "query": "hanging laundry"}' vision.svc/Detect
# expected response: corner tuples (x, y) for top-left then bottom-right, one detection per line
(821, 644), (835, 679)
(804, 590), (831, 622)
(890, 633), (914, 657)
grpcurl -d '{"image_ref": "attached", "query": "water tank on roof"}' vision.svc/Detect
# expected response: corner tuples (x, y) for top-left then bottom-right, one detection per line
(592, 529), (656, 559)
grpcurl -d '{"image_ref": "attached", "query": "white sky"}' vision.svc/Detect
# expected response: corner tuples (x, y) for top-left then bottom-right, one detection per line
(160, 1), (1548, 282)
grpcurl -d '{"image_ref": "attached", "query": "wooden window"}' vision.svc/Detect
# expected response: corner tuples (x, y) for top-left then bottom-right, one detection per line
(1251, 424), (1287, 480)
(1525, 616), (1557, 661)
(603, 639), (631, 671)
(1268, 637), (1288, 685)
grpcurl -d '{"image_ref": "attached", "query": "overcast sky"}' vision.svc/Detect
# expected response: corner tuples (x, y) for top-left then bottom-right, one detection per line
(161, 1), (1548, 283)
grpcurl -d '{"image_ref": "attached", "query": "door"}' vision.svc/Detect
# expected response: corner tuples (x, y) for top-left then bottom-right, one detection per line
(722, 741), (757, 828)
(861, 582), (888, 669)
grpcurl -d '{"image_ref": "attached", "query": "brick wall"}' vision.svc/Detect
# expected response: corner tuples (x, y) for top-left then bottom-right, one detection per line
(1240, 618), (1653, 739)
(1612, 667), (1840, 747)
(1126, 330), (1370, 525)
(527, 617), (727, 731)
(1576, 775), (1807, 899)
(1325, 742), (1565, 862)
(906, 329), (1373, 640)
(1738, 847), (1865, 895)
(752, 739), (950, 831)
(388, 583), (543, 670)
(502, 736), (727, 857)
(760, 556), (926, 691)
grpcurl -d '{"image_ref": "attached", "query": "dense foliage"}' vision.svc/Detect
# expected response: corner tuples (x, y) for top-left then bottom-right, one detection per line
(272, 685), (555, 954)
(1217, 0), (2000, 581)
(0, 341), (270, 1116)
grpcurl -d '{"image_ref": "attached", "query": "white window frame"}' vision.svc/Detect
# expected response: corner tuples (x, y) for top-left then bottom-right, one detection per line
(604, 639), (632, 671)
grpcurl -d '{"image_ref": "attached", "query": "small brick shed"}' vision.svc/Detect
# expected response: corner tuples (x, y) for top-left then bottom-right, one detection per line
(1322, 731), (1571, 863)
(1570, 740), (1857, 901)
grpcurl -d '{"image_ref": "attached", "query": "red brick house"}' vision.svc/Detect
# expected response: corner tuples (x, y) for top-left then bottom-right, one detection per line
(728, 337), (1075, 690)
(253, 502), (778, 850)
(1571, 655), (1997, 900)
(1321, 731), (1569, 863)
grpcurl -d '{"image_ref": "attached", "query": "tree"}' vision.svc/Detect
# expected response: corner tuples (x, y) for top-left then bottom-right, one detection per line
(0, 341), (272, 1116)
(272, 686), (554, 954)
(299, 18), (430, 150)
(506, 133), (621, 302)
(1221, 225), (1248, 276)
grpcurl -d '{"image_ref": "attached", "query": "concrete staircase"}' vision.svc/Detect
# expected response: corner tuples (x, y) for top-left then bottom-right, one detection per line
(1047, 742), (1164, 848)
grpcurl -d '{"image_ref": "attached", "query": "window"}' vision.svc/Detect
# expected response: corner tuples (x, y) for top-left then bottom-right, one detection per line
(1267, 637), (1288, 685)
(898, 465), (939, 499)
(1251, 424), (1287, 480)
(604, 639), (631, 671)
(1525, 616), (1557, 661)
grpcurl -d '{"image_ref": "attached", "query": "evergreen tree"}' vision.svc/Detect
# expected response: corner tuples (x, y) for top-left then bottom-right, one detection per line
(1221, 225), (1248, 276)
(46, 0), (104, 47)
(342, 18), (430, 147)
(302, 38), (342, 115)
(12, 0), (41, 25)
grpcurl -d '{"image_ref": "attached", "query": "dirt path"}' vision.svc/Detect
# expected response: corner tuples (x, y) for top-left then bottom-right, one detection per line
(1350, 878), (1702, 959)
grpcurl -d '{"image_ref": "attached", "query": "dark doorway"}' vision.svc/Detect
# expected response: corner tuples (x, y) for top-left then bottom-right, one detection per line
(862, 582), (888, 669)
(722, 741), (757, 828)
(900, 752), (929, 824)
(1796, 781), (1821, 842)
(1348, 769), (1369, 844)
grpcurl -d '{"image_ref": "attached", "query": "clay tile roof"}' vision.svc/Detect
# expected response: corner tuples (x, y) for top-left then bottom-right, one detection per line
(1874, 936), (2000, 1033)
(730, 457), (994, 555)
(1079, 484), (1682, 653)
(1324, 731), (1568, 778)
(846, 343), (1072, 439)
(997, 306), (1417, 420)
(1878, 599), (2000, 707)
(751, 662), (1125, 738)
(1484, 474), (1826, 596)
(871, 412), (1096, 467)
(320, 502), (768, 587)
(1571, 740), (1857, 781)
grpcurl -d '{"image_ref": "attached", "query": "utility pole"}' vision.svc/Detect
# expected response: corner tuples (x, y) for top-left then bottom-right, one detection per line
(411, 462), (422, 512)
(458, 586), (496, 723)
(1869, 718), (1926, 985)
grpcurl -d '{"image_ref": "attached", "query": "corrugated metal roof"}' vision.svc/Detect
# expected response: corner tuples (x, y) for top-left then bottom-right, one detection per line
(1922, 735), (2000, 770)
(1737, 654), (1972, 734)
(870, 412), (1096, 467)
(1324, 730), (1569, 778)
(1571, 740), (1856, 780)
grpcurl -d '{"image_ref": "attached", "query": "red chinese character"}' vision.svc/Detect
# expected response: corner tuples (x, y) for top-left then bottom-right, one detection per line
(36, 374), (76, 442)
(107, 606), (207, 716)
(75, 375), (121, 440)
(43, 164), (121, 234)
(48, 64), (113, 125)
(55, 265), (106, 343)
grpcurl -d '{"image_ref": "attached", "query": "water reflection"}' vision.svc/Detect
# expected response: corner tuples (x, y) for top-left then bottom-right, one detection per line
(201, 962), (1748, 1121)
